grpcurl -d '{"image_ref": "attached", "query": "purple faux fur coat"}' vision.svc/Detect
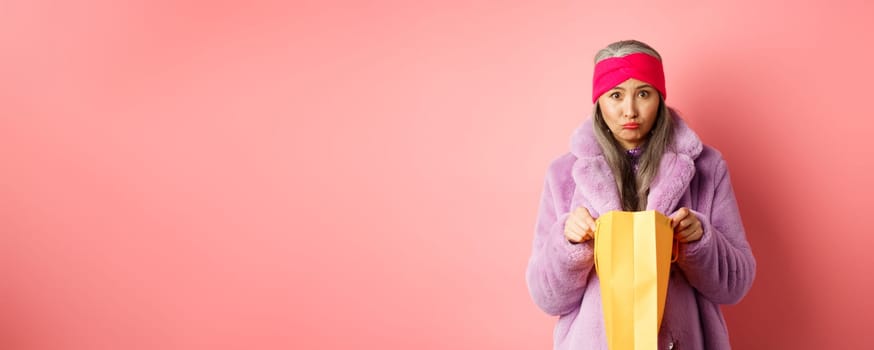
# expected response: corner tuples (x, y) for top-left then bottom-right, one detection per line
(526, 110), (756, 349)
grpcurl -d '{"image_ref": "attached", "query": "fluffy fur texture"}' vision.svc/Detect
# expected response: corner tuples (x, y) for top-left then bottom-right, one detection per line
(526, 108), (756, 349)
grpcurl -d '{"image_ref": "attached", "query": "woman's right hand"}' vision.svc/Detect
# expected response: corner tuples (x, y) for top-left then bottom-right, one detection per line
(564, 207), (597, 244)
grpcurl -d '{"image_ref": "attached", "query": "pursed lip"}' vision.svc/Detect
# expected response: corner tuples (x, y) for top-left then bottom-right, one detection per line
(622, 123), (640, 129)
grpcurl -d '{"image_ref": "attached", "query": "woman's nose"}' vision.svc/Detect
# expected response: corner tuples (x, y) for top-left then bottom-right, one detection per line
(622, 97), (638, 118)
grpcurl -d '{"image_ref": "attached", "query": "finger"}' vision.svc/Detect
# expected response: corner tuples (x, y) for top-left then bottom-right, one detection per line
(676, 226), (693, 242)
(670, 208), (688, 229)
(579, 208), (597, 233)
(565, 218), (587, 237)
(677, 218), (691, 232)
(677, 222), (702, 242)
(584, 216), (597, 233)
(689, 228), (703, 242)
(565, 216), (591, 244)
(575, 206), (595, 223)
(565, 230), (583, 243)
(563, 225), (576, 240)
(568, 217), (588, 234)
(688, 222), (704, 242)
(572, 212), (594, 231)
(680, 227), (703, 243)
(678, 213), (701, 236)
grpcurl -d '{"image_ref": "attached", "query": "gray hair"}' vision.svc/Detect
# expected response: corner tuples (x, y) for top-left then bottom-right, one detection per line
(591, 40), (674, 211)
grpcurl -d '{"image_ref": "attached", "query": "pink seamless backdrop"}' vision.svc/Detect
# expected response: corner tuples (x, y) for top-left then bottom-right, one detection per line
(2, 0), (873, 349)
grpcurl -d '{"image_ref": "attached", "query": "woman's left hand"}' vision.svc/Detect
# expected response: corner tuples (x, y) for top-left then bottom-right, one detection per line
(670, 207), (703, 243)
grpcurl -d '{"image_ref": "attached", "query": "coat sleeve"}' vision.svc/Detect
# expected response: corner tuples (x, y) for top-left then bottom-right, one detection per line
(525, 164), (596, 316)
(677, 159), (756, 305)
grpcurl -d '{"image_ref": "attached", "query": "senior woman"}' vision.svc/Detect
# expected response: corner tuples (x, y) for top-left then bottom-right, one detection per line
(525, 40), (756, 349)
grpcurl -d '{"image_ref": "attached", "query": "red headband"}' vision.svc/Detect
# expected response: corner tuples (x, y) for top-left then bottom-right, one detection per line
(592, 52), (666, 103)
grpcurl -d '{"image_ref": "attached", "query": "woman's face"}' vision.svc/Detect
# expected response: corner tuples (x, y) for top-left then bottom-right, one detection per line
(597, 78), (660, 150)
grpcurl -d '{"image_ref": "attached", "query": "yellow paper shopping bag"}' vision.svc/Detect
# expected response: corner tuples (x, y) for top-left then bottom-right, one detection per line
(593, 210), (678, 350)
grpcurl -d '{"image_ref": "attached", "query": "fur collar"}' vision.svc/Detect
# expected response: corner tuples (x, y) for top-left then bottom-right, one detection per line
(567, 108), (704, 216)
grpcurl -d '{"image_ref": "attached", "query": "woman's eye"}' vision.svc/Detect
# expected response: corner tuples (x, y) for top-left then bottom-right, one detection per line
(610, 92), (621, 99)
(639, 90), (649, 98)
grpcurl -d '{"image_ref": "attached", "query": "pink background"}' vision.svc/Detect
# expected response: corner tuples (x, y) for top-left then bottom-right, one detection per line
(2, 0), (873, 349)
